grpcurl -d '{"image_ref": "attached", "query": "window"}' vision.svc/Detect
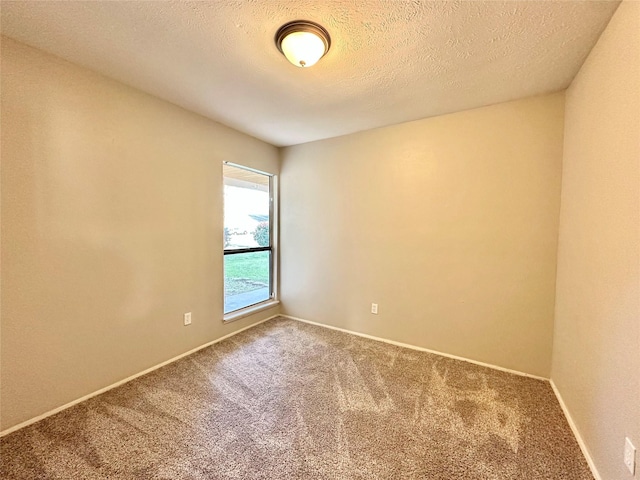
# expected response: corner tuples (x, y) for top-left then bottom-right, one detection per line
(223, 163), (275, 315)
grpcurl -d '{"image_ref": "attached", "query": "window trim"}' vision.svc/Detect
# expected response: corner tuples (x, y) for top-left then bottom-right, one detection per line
(222, 162), (278, 322)
(223, 299), (280, 324)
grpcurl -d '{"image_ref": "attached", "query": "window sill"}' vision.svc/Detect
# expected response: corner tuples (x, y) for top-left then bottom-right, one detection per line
(223, 299), (280, 324)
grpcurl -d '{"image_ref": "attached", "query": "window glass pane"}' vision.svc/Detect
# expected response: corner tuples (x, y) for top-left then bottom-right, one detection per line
(223, 165), (270, 250)
(224, 251), (271, 313)
(223, 163), (273, 315)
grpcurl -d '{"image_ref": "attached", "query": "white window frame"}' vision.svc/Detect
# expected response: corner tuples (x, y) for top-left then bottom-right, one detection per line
(222, 162), (279, 322)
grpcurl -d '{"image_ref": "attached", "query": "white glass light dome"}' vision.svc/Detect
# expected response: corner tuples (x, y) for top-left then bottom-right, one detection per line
(276, 21), (331, 68)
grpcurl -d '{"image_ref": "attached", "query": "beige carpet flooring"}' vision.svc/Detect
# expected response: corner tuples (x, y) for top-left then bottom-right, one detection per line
(1, 316), (593, 479)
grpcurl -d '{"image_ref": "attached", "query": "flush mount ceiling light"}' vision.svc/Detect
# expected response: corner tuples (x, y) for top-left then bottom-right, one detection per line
(275, 20), (331, 68)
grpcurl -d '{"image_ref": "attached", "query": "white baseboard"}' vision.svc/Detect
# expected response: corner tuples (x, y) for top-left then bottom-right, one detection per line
(549, 379), (602, 480)
(0, 314), (279, 438)
(280, 314), (548, 381)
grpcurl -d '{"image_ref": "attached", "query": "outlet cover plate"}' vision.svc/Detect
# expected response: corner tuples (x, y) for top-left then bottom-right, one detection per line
(624, 437), (636, 475)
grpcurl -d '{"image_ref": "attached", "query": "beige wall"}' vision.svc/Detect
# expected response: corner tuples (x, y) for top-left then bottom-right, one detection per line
(0, 38), (280, 431)
(280, 93), (565, 377)
(551, 2), (640, 479)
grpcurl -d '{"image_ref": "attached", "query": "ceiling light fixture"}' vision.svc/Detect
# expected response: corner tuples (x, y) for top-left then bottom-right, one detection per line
(275, 20), (331, 68)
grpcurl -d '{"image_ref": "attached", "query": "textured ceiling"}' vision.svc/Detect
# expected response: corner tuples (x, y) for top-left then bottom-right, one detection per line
(0, 0), (620, 146)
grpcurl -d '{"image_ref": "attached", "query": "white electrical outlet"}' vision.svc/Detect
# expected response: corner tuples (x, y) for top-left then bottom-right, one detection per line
(184, 312), (192, 326)
(371, 303), (378, 314)
(624, 437), (636, 475)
